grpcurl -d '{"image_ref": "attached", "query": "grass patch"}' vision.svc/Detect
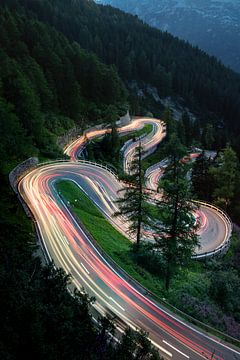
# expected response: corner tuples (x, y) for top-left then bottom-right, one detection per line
(119, 123), (153, 145)
(56, 180), (166, 297)
(223, 232), (238, 261)
(142, 141), (167, 170)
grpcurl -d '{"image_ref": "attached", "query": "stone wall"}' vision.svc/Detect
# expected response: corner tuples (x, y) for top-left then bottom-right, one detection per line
(9, 157), (38, 194)
(116, 110), (131, 126)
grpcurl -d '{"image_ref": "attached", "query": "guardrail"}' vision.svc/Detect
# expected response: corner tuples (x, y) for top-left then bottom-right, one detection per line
(145, 159), (168, 179)
(9, 157), (39, 193)
(36, 159), (119, 179)
(120, 138), (134, 153)
(78, 159), (118, 179)
(15, 164), (239, 347)
(121, 120), (163, 173)
(122, 133), (150, 172)
(192, 200), (233, 260)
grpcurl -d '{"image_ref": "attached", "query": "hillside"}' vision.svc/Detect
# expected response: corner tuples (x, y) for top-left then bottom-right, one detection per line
(4, 0), (240, 156)
(0, 8), (127, 170)
(99, 0), (240, 73)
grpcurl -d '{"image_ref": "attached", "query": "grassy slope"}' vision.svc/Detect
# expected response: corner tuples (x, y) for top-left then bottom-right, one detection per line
(142, 137), (168, 170)
(56, 180), (234, 301)
(56, 180), (240, 342)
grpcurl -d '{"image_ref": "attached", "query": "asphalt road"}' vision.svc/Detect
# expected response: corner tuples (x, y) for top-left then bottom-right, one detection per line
(18, 118), (239, 359)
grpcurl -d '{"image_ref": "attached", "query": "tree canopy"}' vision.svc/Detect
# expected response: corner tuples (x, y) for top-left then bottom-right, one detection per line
(0, 8), (127, 161)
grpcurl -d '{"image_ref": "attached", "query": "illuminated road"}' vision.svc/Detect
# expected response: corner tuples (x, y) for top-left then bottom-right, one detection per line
(64, 117), (165, 162)
(18, 118), (238, 359)
(65, 118), (231, 256)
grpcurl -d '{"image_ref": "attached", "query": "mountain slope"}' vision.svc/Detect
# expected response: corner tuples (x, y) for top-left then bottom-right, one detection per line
(99, 0), (240, 73)
(0, 8), (127, 164)
(5, 0), (240, 155)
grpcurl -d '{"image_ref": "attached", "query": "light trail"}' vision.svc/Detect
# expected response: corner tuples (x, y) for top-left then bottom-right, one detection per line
(18, 118), (238, 359)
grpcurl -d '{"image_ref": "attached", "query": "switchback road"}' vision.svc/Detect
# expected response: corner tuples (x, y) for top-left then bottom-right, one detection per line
(18, 118), (238, 359)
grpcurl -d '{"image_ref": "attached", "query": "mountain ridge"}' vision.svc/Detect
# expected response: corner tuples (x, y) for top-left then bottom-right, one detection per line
(99, 0), (240, 72)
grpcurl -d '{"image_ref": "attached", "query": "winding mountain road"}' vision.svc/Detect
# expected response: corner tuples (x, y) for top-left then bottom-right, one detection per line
(18, 117), (238, 359)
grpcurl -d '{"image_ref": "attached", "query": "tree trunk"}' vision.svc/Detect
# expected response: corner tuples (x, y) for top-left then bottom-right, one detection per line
(136, 217), (141, 249)
(165, 260), (171, 291)
(165, 159), (179, 291)
(136, 144), (143, 250)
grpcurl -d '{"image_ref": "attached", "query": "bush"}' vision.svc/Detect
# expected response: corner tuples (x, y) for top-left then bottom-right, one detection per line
(209, 270), (240, 316)
(131, 243), (166, 277)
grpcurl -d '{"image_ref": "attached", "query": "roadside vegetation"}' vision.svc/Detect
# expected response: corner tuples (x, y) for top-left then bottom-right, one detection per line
(79, 107), (240, 340)
(57, 180), (240, 340)
(115, 144), (149, 249)
(192, 146), (240, 222)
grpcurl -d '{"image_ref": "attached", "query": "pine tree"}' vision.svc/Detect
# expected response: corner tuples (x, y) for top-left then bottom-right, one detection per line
(101, 121), (120, 166)
(191, 151), (215, 201)
(181, 111), (191, 146)
(162, 106), (175, 136)
(151, 134), (199, 290)
(110, 121), (120, 161)
(116, 328), (162, 360)
(203, 123), (215, 149)
(115, 144), (149, 249)
(177, 116), (186, 145)
(209, 145), (239, 210)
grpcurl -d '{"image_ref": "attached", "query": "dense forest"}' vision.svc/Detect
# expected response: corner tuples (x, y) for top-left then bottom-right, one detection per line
(0, 8), (127, 168)
(3, 0), (240, 154)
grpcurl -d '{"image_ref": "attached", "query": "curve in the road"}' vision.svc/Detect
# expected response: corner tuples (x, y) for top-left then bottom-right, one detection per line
(18, 118), (238, 360)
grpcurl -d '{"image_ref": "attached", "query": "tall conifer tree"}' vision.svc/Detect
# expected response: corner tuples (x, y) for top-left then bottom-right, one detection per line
(115, 143), (149, 249)
(151, 134), (199, 290)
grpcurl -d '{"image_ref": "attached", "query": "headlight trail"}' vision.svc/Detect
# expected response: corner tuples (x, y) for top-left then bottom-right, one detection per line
(18, 118), (237, 360)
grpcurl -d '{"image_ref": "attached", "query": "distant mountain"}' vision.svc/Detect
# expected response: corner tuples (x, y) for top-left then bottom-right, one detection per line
(99, 0), (240, 73)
